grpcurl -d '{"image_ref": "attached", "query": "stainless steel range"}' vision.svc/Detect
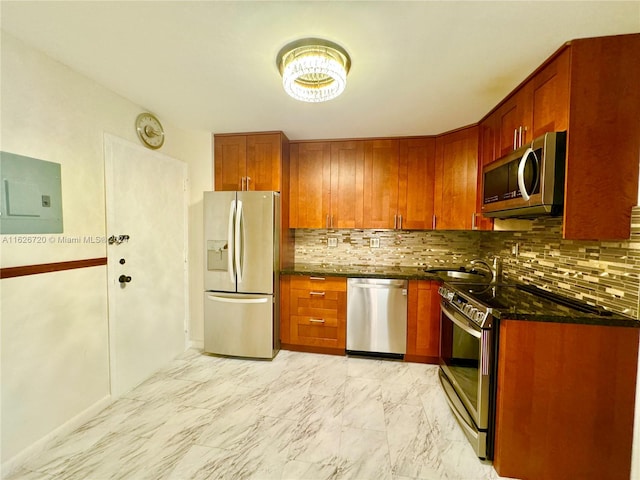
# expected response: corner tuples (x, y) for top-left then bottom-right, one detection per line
(438, 283), (498, 460)
(437, 279), (615, 460)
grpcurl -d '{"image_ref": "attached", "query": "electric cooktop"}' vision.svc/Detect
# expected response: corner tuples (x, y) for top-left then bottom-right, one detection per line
(447, 282), (614, 318)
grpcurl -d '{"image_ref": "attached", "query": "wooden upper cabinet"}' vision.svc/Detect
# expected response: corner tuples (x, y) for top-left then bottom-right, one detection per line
(289, 142), (331, 228)
(474, 117), (496, 231)
(495, 49), (570, 158)
(214, 135), (247, 191)
(529, 48), (570, 138)
(433, 126), (479, 230)
(330, 141), (364, 229)
(214, 132), (285, 191)
(496, 87), (530, 157)
(291, 137), (437, 230)
(398, 138), (436, 230)
(478, 114), (497, 167)
(562, 34), (640, 240)
(363, 139), (399, 229)
(488, 34), (639, 240)
(246, 134), (283, 191)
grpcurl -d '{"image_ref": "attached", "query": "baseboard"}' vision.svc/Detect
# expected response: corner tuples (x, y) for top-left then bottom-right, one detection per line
(188, 339), (204, 349)
(1, 394), (112, 478)
(404, 354), (439, 365)
(280, 343), (345, 356)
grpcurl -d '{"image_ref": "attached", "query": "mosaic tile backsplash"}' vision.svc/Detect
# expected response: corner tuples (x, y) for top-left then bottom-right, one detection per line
(294, 207), (640, 319)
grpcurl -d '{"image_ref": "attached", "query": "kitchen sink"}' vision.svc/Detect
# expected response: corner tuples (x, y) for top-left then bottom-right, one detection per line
(425, 268), (490, 283)
(439, 271), (487, 281)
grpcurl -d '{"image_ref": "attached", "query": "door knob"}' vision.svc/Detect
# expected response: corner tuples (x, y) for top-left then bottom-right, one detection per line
(118, 275), (132, 284)
(108, 235), (131, 245)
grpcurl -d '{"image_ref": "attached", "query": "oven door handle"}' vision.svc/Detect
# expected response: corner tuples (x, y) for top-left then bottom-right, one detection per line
(441, 301), (482, 339)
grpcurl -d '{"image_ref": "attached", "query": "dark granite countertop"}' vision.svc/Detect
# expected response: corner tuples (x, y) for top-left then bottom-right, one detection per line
(281, 263), (441, 280)
(443, 282), (639, 328)
(281, 264), (639, 328)
(495, 308), (638, 327)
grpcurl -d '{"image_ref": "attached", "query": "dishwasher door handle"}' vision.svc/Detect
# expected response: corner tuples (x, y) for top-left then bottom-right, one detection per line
(350, 283), (408, 295)
(350, 283), (403, 289)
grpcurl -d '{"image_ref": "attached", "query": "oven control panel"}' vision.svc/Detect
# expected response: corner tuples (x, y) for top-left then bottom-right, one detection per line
(438, 285), (491, 327)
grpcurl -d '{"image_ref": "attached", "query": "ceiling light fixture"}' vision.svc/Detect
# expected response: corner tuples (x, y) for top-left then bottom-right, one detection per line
(276, 38), (351, 103)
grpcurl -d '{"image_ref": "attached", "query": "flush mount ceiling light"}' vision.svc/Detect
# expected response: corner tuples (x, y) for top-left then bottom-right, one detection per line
(276, 38), (351, 103)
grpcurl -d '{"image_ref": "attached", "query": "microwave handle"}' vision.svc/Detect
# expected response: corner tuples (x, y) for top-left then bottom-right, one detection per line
(517, 147), (535, 201)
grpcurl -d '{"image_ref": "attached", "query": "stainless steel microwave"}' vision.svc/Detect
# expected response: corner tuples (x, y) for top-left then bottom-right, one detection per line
(482, 131), (566, 218)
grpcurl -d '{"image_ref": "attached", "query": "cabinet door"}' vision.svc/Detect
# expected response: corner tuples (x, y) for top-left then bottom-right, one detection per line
(496, 87), (532, 157)
(289, 142), (331, 228)
(214, 135), (247, 191)
(406, 280), (441, 361)
(330, 141), (364, 229)
(398, 137), (435, 230)
(494, 319), (639, 480)
(563, 34), (640, 240)
(363, 139), (399, 229)
(433, 126), (479, 230)
(475, 116), (496, 231)
(246, 133), (282, 191)
(530, 49), (570, 139)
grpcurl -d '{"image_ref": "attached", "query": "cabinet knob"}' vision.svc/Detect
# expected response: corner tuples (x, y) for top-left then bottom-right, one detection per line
(118, 275), (132, 284)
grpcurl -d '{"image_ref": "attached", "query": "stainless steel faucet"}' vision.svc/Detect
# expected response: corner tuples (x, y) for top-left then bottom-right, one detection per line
(470, 257), (501, 284)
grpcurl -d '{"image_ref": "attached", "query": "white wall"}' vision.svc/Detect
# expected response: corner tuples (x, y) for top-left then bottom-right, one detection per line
(0, 31), (211, 468)
(186, 139), (212, 347)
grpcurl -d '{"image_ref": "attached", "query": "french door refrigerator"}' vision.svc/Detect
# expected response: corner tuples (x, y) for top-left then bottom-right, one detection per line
(203, 191), (280, 359)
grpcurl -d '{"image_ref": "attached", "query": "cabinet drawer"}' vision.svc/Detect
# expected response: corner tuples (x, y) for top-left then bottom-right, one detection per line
(296, 325), (338, 341)
(290, 289), (342, 317)
(292, 315), (339, 328)
(293, 315), (338, 341)
(288, 275), (346, 292)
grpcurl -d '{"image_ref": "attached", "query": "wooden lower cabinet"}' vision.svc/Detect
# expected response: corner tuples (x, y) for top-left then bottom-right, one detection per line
(280, 275), (347, 354)
(405, 280), (441, 363)
(494, 319), (639, 480)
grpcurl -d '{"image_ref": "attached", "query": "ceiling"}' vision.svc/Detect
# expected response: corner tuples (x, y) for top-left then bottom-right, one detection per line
(2, 1), (639, 141)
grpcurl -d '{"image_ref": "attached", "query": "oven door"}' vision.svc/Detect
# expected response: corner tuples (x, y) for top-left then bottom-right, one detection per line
(439, 300), (492, 430)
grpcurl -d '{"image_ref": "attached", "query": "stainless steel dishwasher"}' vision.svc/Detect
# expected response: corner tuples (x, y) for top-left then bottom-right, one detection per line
(346, 278), (408, 357)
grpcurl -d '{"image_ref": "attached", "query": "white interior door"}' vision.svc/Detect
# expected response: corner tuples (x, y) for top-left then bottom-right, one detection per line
(104, 134), (188, 398)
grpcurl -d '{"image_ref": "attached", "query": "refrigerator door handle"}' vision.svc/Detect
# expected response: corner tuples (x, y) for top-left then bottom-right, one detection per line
(206, 294), (269, 304)
(235, 199), (244, 284)
(227, 199), (236, 283)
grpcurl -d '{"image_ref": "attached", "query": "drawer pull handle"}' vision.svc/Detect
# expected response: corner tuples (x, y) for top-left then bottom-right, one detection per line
(310, 276), (325, 281)
(309, 291), (326, 296)
(309, 318), (325, 324)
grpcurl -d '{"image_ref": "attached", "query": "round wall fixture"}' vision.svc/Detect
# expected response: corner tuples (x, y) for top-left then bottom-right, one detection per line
(276, 38), (351, 103)
(135, 112), (165, 149)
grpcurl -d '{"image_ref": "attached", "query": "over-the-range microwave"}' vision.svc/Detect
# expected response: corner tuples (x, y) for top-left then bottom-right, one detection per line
(482, 131), (566, 218)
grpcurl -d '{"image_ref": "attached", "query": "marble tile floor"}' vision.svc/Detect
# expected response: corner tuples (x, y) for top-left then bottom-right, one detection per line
(9, 349), (518, 480)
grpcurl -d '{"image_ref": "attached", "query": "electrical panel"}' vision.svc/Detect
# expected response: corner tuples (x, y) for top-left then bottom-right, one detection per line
(0, 151), (63, 234)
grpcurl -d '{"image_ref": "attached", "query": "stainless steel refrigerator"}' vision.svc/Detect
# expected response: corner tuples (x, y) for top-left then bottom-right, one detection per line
(203, 191), (280, 359)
